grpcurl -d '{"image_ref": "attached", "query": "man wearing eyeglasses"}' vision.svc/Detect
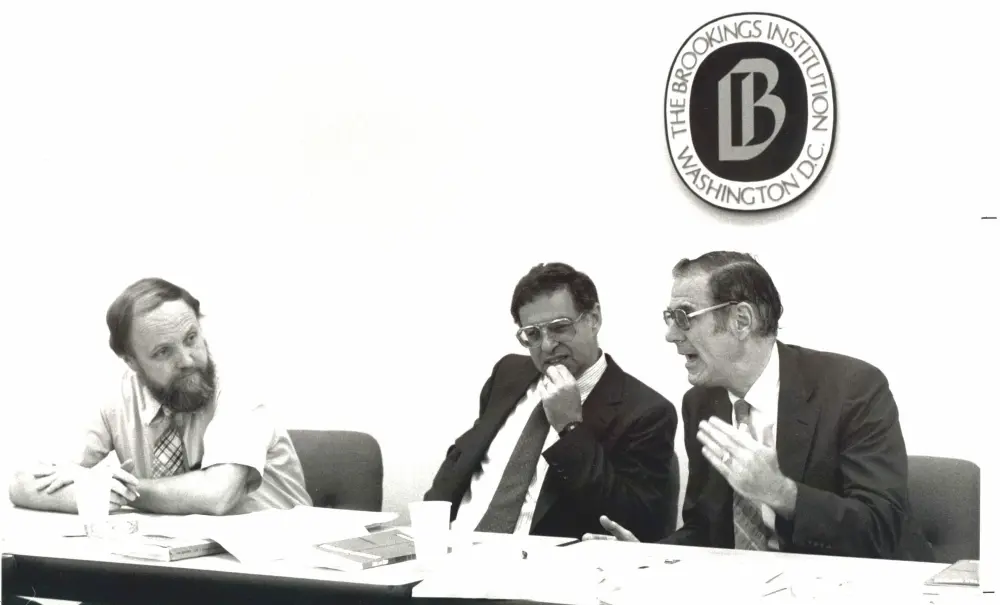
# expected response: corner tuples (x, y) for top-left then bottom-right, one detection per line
(585, 251), (933, 561)
(424, 262), (678, 542)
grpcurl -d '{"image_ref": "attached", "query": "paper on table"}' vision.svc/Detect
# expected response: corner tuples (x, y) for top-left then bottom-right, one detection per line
(413, 546), (605, 604)
(597, 558), (787, 604)
(412, 541), (678, 605)
(115, 506), (395, 564)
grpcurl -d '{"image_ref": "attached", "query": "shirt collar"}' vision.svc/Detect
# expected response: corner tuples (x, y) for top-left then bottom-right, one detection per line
(124, 369), (162, 427)
(728, 341), (780, 415)
(576, 351), (609, 403)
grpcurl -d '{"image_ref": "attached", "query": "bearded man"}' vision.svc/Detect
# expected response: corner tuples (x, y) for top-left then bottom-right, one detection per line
(8, 278), (311, 515)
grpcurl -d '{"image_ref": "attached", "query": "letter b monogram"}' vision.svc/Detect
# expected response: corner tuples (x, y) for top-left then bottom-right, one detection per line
(717, 58), (786, 162)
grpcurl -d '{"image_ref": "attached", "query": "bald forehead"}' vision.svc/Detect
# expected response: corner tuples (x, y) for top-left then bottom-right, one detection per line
(130, 299), (200, 354)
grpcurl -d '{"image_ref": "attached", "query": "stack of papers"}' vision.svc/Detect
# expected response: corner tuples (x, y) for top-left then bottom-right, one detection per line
(106, 506), (397, 564)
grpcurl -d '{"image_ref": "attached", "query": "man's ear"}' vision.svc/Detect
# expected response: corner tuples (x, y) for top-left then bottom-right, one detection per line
(123, 355), (140, 373)
(733, 302), (754, 339)
(589, 303), (603, 333)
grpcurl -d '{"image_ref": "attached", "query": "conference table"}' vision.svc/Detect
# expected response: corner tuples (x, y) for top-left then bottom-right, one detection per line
(1, 506), (988, 605)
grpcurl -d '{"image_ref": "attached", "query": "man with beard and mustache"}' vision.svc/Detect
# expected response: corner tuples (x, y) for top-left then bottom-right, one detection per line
(423, 262), (678, 542)
(7, 278), (311, 515)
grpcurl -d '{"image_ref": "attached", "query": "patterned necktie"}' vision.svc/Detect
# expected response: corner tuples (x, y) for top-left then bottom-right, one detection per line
(732, 399), (770, 550)
(475, 402), (550, 533)
(152, 414), (188, 478)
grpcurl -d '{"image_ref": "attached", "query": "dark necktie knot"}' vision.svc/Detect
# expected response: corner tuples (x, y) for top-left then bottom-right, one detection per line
(734, 399), (751, 426)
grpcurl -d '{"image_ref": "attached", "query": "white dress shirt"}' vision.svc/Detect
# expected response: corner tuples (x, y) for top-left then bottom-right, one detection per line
(728, 341), (780, 533)
(452, 353), (609, 534)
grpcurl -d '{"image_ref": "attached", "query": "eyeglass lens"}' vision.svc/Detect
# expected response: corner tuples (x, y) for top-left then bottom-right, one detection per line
(518, 319), (576, 346)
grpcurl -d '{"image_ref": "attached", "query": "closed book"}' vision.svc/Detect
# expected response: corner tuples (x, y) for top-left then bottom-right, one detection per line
(110, 534), (225, 562)
(310, 527), (416, 571)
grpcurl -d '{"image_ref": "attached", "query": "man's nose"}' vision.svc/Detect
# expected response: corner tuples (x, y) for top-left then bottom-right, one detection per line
(665, 323), (683, 344)
(177, 347), (197, 369)
(541, 330), (560, 352)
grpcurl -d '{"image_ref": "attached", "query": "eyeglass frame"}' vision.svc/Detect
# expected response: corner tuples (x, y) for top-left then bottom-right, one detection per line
(515, 313), (588, 348)
(662, 301), (739, 331)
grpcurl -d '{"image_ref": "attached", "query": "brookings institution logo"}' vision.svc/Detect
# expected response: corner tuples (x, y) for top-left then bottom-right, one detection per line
(664, 13), (837, 211)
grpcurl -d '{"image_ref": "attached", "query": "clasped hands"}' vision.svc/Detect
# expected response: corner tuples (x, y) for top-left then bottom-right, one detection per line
(31, 459), (141, 511)
(538, 364), (583, 432)
(584, 416), (793, 543)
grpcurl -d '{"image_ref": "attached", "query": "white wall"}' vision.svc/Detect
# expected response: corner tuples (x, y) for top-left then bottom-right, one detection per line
(0, 1), (994, 541)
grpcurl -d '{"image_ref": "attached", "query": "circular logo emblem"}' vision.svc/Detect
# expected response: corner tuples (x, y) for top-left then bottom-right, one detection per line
(664, 13), (837, 211)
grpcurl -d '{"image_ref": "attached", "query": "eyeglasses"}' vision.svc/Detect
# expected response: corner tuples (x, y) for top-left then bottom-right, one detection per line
(662, 301), (738, 331)
(516, 315), (585, 348)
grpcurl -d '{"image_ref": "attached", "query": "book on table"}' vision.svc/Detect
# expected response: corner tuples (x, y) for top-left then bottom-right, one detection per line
(304, 527), (417, 571)
(109, 534), (225, 562)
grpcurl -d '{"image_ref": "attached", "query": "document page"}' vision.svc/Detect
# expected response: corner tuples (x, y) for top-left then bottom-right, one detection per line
(412, 540), (681, 604)
(117, 506), (396, 563)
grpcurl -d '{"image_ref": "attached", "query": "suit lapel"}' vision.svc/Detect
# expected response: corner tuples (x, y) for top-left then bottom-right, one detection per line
(530, 354), (625, 532)
(464, 358), (540, 467)
(706, 387), (734, 510)
(774, 342), (820, 482)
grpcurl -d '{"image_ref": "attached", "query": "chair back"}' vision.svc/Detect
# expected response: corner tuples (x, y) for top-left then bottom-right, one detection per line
(288, 429), (384, 511)
(908, 455), (980, 563)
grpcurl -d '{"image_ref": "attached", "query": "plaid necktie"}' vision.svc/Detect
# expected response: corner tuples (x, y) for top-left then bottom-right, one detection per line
(475, 402), (549, 533)
(152, 415), (188, 478)
(732, 399), (770, 550)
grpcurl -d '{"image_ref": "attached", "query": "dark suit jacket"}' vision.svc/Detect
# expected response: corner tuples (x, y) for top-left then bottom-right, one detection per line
(664, 341), (934, 561)
(424, 353), (678, 543)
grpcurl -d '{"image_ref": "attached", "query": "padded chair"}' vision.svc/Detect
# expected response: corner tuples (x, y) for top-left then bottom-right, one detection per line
(908, 455), (980, 563)
(288, 429), (384, 512)
(665, 452), (680, 536)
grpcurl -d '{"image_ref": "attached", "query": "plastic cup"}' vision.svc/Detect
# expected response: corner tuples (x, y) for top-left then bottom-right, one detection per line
(75, 466), (114, 537)
(407, 500), (452, 568)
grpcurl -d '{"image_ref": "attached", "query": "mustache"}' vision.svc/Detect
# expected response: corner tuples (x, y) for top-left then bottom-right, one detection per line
(146, 359), (217, 413)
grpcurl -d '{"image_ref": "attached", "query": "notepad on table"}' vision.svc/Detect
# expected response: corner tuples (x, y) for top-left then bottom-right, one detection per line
(925, 559), (979, 586)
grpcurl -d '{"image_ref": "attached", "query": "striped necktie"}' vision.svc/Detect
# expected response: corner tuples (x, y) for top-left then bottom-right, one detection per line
(152, 414), (188, 478)
(732, 399), (770, 550)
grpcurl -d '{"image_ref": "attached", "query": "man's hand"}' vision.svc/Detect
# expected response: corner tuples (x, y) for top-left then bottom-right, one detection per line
(582, 515), (639, 542)
(538, 364), (583, 432)
(32, 459), (141, 505)
(697, 417), (796, 515)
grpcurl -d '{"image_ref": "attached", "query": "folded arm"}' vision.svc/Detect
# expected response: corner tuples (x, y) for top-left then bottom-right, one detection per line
(147, 398), (276, 516)
(130, 464), (251, 515)
(8, 404), (118, 513)
(9, 467), (82, 513)
(542, 401), (677, 543)
(775, 371), (908, 558)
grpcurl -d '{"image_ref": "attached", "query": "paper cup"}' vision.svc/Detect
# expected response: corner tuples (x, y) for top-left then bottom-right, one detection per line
(75, 466), (114, 537)
(407, 500), (452, 567)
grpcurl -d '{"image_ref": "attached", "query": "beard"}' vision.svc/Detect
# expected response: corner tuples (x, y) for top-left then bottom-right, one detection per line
(142, 356), (218, 414)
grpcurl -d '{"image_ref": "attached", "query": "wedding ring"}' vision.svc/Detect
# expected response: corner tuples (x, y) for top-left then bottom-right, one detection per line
(721, 451), (731, 464)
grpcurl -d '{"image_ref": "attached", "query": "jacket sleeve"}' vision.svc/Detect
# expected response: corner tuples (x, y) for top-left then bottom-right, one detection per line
(542, 391), (678, 543)
(774, 367), (909, 558)
(662, 389), (711, 546)
(423, 356), (503, 512)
